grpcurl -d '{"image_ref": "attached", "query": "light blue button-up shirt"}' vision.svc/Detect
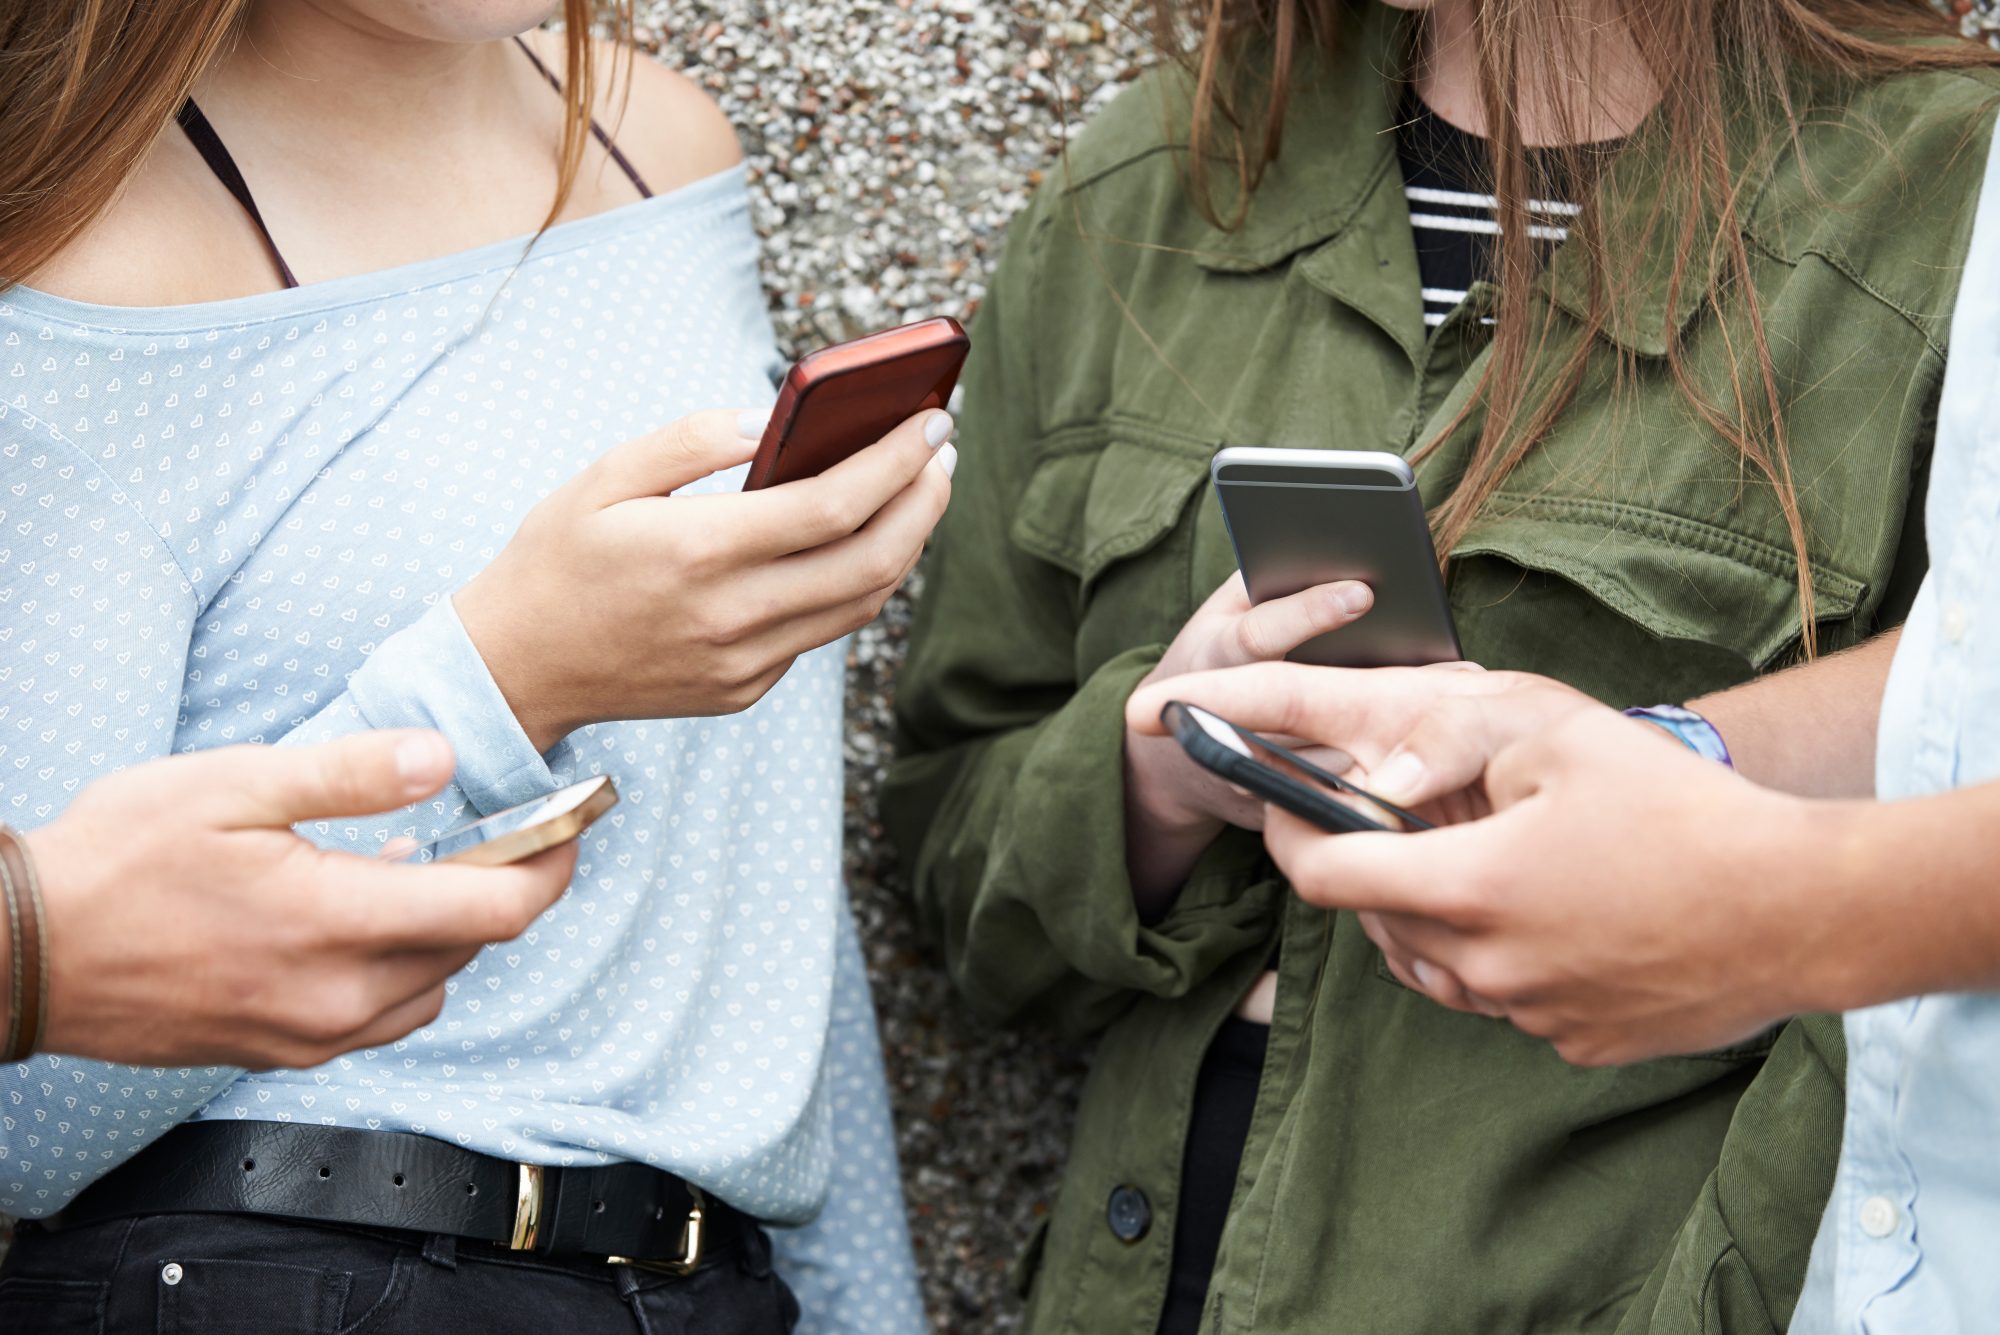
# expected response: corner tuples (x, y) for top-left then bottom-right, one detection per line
(1787, 132), (2000, 1335)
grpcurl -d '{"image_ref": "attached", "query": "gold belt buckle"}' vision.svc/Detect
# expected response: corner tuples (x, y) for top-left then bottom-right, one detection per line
(608, 1187), (706, 1276)
(509, 1163), (545, 1250)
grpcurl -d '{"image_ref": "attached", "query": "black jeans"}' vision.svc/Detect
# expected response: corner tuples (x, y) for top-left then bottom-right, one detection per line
(0, 1211), (799, 1335)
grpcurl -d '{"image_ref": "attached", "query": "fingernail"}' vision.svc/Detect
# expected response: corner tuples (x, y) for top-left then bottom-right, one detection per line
(936, 442), (958, 479)
(1411, 958), (1443, 996)
(947, 384), (965, 415)
(736, 409), (771, 440)
(1336, 582), (1373, 616)
(395, 732), (451, 784)
(1372, 750), (1425, 802)
(924, 411), (955, 448)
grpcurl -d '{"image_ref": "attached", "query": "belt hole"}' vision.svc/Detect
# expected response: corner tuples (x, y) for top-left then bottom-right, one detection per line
(240, 1158), (255, 1173)
(393, 1174), (406, 1188)
(318, 1166), (332, 1180)
(592, 1200), (606, 1214)
(465, 1183), (478, 1197)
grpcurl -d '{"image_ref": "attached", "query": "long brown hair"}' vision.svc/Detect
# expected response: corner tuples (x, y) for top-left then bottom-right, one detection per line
(0, 1), (635, 291)
(1152, 0), (1999, 654)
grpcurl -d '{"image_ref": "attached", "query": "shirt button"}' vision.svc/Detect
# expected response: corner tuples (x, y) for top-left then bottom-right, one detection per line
(1943, 603), (1971, 644)
(1106, 1184), (1152, 1243)
(1859, 1194), (1900, 1238)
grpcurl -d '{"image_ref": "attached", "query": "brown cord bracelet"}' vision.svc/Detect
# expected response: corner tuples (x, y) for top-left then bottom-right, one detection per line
(0, 825), (47, 1062)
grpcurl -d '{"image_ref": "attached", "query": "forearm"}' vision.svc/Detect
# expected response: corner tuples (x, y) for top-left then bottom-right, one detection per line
(1796, 776), (2000, 1010)
(1693, 629), (1899, 797)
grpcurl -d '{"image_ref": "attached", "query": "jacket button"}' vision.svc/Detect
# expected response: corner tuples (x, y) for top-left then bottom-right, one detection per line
(1106, 1184), (1152, 1243)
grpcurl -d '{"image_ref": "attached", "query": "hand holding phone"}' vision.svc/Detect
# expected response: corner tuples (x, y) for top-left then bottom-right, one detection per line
(452, 398), (954, 752)
(21, 731), (578, 1070)
(1211, 447), (1460, 668)
(1122, 571), (1382, 908)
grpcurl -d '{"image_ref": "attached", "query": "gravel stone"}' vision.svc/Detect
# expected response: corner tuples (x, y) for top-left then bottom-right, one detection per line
(632, 4), (1155, 1329)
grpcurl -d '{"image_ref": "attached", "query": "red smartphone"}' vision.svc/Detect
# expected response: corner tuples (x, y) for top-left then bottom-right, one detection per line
(743, 317), (970, 491)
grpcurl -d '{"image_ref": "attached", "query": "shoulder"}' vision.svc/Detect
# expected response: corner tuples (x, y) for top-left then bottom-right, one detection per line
(518, 32), (741, 191)
(999, 65), (1209, 280)
(1748, 65), (2000, 331)
(24, 122), (277, 306)
(981, 68), (1198, 323)
(563, 35), (743, 193)
(1051, 66), (1195, 195)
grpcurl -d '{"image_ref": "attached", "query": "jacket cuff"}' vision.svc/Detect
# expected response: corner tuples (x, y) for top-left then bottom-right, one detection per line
(997, 646), (1271, 978)
(346, 596), (576, 816)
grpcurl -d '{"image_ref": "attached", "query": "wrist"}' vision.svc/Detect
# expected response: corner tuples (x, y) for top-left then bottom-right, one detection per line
(451, 582), (575, 754)
(1625, 704), (1733, 768)
(1122, 727), (1224, 839)
(1, 823), (52, 1061)
(1764, 796), (1913, 1016)
(19, 818), (97, 1057)
(1123, 728), (1227, 918)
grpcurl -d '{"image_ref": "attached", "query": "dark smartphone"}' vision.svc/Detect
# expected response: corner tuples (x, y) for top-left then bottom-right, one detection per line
(743, 317), (970, 491)
(1162, 700), (1431, 836)
(1211, 447), (1461, 668)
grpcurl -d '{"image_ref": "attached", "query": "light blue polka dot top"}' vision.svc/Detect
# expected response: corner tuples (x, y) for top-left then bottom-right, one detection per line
(0, 167), (925, 1333)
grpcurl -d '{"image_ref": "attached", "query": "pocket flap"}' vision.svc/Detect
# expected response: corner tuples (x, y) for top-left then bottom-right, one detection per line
(1011, 433), (1211, 588)
(1455, 496), (1867, 668)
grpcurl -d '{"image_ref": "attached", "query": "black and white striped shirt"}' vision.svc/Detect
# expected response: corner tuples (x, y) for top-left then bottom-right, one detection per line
(1394, 98), (1586, 330)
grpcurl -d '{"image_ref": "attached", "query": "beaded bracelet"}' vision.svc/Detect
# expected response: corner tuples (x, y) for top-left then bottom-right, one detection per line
(1623, 704), (1734, 769)
(0, 824), (48, 1062)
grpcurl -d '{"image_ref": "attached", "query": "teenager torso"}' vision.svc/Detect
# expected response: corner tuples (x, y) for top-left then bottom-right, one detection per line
(886, 2), (2000, 1330)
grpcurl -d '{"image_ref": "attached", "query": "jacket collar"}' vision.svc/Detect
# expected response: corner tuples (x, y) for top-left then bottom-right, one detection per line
(1536, 137), (1743, 358)
(1189, 0), (1409, 276)
(1191, 1), (1753, 359)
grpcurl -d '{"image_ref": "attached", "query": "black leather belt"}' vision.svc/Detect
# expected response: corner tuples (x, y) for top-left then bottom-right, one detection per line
(53, 1121), (741, 1273)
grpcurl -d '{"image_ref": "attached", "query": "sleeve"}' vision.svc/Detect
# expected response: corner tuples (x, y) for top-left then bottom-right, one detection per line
(0, 409), (238, 1218)
(768, 892), (929, 1335)
(1606, 1010), (1848, 1333)
(879, 201), (1279, 1042)
(279, 594), (578, 840)
(0, 415), (573, 1217)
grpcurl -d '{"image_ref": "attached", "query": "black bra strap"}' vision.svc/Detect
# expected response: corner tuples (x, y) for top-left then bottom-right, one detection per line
(174, 98), (301, 290)
(176, 41), (654, 293)
(511, 36), (655, 200)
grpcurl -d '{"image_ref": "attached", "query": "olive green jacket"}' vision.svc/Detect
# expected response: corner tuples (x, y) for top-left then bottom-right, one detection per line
(883, 6), (1999, 1332)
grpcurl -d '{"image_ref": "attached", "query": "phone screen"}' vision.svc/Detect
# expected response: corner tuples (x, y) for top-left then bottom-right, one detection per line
(399, 777), (611, 864)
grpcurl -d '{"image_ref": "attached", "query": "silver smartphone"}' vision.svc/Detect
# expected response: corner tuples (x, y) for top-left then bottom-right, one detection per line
(392, 776), (619, 866)
(1210, 447), (1461, 668)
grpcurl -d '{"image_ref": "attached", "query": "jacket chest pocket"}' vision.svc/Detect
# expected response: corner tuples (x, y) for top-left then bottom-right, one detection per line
(1448, 496), (1869, 703)
(1009, 428), (1215, 678)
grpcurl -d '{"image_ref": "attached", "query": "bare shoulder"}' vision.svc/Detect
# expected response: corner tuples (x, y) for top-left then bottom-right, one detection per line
(524, 31), (743, 193)
(26, 125), (283, 306)
(601, 42), (743, 186)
